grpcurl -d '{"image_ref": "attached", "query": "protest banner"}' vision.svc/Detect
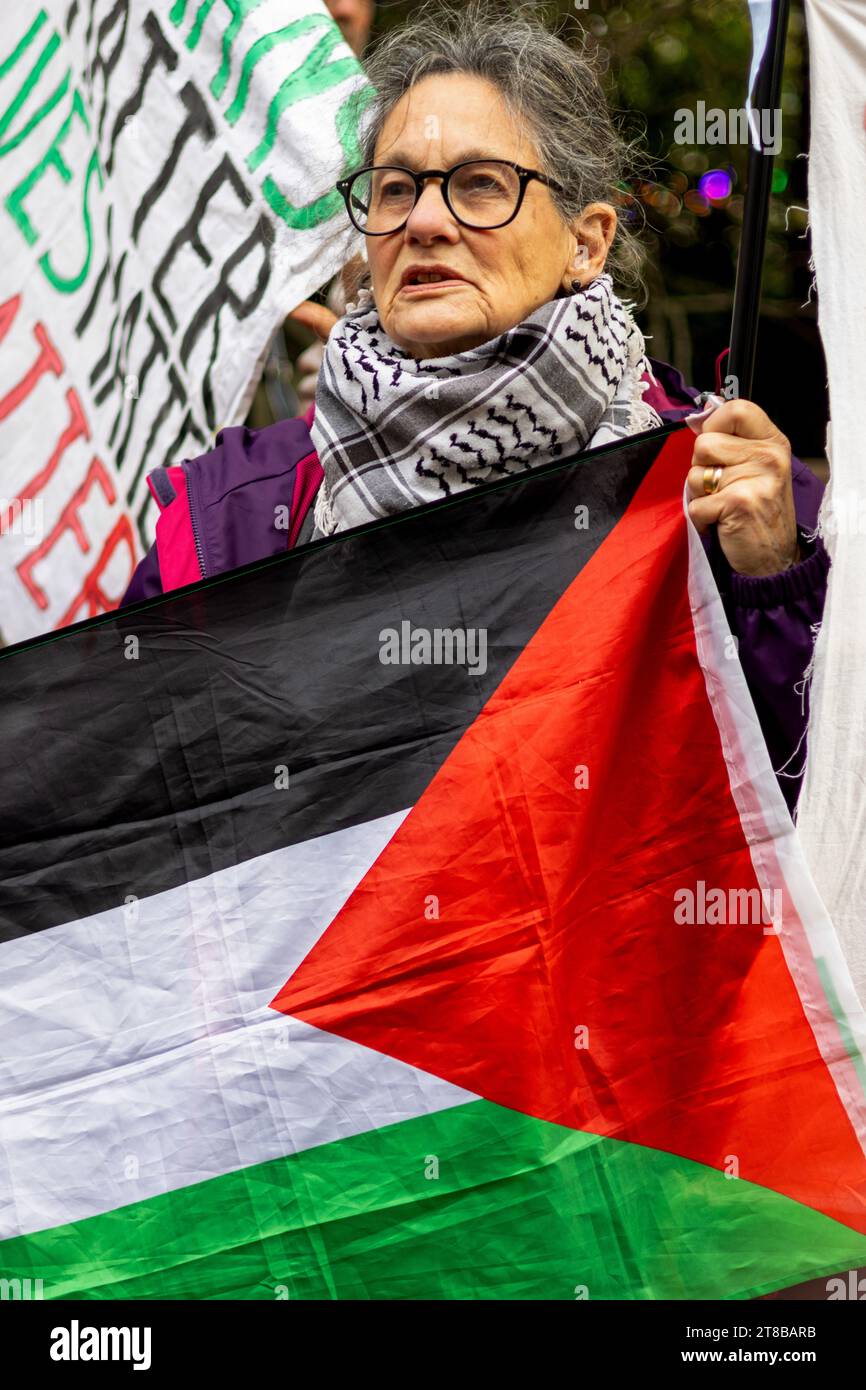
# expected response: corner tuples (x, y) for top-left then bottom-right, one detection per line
(0, 0), (366, 641)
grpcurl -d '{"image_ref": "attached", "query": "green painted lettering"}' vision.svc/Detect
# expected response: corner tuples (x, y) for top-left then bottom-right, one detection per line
(0, 15), (72, 159)
(6, 88), (103, 293)
(263, 81), (372, 231)
(247, 24), (356, 172)
(224, 15), (330, 126)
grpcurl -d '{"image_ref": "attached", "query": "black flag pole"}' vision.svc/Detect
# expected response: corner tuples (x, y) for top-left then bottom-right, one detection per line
(727, 0), (791, 400)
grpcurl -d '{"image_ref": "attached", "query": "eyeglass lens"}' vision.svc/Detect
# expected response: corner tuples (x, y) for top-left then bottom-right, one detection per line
(349, 162), (522, 232)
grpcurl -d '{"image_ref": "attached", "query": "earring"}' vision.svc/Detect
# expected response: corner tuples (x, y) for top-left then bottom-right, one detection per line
(570, 278), (582, 292)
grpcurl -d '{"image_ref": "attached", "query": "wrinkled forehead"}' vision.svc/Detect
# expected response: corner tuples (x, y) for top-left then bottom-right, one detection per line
(372, 73), (540, 170)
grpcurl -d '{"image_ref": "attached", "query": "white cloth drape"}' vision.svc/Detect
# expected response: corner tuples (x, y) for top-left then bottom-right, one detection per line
(798, 0), (866, 1004)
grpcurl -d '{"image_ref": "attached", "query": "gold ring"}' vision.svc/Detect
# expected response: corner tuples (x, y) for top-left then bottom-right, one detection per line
(703, 465), (723, 496)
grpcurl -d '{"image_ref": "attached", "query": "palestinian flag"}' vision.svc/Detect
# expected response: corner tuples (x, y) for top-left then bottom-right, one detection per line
(2, 422), (866, 1301)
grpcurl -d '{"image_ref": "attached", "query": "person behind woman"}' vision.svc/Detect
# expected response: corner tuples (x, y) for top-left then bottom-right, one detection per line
(122, 0), (828, 813)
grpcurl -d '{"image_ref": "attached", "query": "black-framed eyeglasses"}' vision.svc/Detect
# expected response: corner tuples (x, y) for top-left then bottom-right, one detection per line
(336, 159), (563, 236)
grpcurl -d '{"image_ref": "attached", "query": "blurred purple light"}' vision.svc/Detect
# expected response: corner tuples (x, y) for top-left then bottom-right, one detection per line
(699, 169), (733, 202)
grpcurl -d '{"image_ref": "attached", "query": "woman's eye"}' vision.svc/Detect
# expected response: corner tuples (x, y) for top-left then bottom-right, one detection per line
(462, 173), (507, 197)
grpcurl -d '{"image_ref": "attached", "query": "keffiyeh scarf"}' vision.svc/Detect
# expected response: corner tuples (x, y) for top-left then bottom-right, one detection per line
(312, 273), (662, 537)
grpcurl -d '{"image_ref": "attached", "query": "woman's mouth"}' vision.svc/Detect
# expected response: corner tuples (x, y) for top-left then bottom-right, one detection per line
(398, 268), (469, 295)
(399, 280), (467, 296)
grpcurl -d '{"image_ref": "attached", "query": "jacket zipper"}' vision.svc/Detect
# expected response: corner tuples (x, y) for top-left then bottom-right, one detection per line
(183, 459), (207, 579)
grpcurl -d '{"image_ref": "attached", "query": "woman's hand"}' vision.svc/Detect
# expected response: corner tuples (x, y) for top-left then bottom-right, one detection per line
(287, 299), (339, 341)
(686, 400), (800, 578)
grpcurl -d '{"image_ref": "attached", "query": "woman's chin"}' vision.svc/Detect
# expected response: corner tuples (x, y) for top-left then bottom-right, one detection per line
(388, 306), (492, 359)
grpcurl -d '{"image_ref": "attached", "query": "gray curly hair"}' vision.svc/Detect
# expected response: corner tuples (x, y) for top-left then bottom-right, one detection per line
(343, 0), (647, 299)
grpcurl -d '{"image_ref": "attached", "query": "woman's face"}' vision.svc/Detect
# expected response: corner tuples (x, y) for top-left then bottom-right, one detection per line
(366, 72), (617, 359)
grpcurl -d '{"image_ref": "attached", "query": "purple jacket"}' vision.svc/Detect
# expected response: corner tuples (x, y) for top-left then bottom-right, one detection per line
(122, 365), (829, 814)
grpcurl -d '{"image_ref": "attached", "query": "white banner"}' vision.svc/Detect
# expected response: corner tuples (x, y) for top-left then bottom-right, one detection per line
(0, 0), (366, 641)
(799, 0), (866, 1004)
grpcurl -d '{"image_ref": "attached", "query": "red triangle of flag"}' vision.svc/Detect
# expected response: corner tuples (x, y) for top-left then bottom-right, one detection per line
(273, 433), (866, 1233)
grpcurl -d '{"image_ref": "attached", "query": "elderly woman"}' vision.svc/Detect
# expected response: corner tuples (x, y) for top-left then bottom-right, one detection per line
(122, 2), (827, 812)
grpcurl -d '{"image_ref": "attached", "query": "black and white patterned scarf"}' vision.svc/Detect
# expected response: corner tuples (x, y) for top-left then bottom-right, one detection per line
(311, 273), (662, 536)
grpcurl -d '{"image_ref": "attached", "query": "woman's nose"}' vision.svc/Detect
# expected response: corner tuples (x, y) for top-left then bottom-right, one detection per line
(404, 180), (460, 241)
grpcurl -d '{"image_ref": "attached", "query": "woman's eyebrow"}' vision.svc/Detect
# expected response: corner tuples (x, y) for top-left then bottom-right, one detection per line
(375, 147), (511, 168)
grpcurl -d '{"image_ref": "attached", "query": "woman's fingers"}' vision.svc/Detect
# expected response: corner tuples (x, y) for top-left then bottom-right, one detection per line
(693, 397), (789, 447)
(687, 432), (751, 491)
(685, 425), (790, 502)
(681, 399), (798, 572)
(685, 490), (724, 535)
(686, 479), (772, 535)
(287, 299), (338, 342)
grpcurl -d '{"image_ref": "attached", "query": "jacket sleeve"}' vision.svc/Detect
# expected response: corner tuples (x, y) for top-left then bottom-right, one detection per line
(120, 540), (164, 607)
(709, 458), (829, 816)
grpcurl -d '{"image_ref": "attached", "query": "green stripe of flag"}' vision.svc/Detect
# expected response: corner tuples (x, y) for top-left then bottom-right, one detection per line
(4, 1099), (866, 1301)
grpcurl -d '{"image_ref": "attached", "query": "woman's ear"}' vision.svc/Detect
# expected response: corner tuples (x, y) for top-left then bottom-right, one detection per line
(561, 201), (619, 292)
